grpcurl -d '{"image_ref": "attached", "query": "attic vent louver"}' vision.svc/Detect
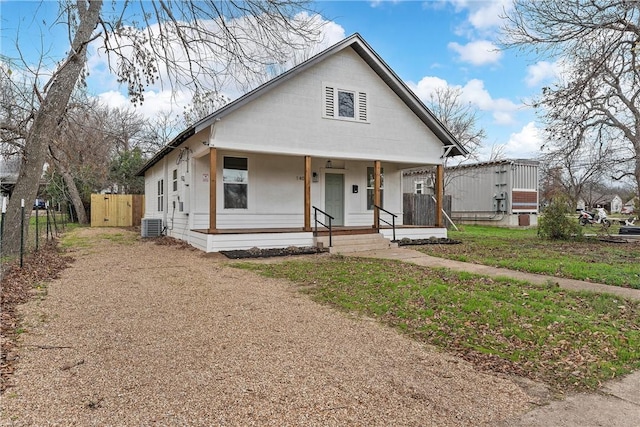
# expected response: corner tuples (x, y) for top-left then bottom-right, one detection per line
(358, 92), (367, 121)
(325, 86), (335, 117)
(141, 218), (163, 237)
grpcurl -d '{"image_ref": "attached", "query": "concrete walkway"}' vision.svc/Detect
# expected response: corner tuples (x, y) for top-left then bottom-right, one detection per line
(351, 246), (640, 427)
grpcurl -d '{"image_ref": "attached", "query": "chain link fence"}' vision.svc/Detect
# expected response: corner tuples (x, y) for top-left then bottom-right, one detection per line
(0, 200), (74, 277)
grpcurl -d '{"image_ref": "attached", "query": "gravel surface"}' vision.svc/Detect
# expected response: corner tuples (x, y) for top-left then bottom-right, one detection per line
(1, 228), (536, 426)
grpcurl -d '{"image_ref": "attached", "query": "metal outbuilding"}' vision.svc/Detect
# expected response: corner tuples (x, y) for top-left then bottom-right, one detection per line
(404, 159), (539, 227)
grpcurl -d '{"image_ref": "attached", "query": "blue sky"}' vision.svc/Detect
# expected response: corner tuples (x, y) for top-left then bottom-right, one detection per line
(1, 0), (557, 160)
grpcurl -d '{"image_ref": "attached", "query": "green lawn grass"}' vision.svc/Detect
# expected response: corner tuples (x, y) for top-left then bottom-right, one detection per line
(235, 256), (640, 392)
(417, 225), (640, 289)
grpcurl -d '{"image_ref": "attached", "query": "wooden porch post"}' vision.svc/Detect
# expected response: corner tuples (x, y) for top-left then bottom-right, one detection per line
(209, 147), (217, 232)
(436, 164), (444, 227)
(374, 160), (381, 229)
(304, 155), (311, 231)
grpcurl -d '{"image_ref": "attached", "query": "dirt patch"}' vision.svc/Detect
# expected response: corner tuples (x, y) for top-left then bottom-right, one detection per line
(149, 235), (200, 250)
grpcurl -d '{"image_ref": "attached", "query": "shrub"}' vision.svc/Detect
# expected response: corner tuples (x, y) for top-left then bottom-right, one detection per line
(538, 197), (582, 240)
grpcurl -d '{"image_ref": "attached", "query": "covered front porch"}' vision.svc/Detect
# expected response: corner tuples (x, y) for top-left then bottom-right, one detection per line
(183, 148), (448, 252)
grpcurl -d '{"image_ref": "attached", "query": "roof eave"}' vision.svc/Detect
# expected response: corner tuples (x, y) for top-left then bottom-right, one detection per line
(137, 33), (469, 174)
(136, 127), (195, 176)
(348, 38), (468, 158)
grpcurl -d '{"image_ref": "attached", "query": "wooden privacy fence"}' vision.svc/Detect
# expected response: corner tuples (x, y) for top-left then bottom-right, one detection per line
(91, 194), (145, 227)
(403, 194), (452, 226)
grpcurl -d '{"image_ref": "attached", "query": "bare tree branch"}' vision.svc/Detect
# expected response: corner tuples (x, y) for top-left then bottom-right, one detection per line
(503, 0), (640, 201)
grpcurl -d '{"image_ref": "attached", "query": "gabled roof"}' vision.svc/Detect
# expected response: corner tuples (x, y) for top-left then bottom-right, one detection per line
(138, 33), (468, 176)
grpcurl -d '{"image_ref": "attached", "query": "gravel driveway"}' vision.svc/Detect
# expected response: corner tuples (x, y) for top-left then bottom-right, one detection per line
(1, 228), (535, 426)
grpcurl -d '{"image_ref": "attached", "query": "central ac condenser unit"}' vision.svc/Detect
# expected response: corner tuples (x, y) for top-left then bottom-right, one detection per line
(141, 218), (163, 237)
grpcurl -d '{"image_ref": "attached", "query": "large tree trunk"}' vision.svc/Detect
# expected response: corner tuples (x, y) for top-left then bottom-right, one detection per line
(49, 141), (90, 225)
(1, 1), (102, 256)
(57, 159), (89, 225)
(635, 146), (640, 202)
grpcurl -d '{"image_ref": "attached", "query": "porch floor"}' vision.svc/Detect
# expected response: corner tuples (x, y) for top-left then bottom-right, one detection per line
(192, 225), (437, 236)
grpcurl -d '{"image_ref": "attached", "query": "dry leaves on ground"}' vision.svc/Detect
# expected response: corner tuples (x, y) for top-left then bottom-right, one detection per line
(0, 244), (71, 392)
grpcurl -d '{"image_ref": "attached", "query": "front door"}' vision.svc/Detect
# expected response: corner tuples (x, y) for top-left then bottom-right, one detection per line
(325, 173), (344, 226)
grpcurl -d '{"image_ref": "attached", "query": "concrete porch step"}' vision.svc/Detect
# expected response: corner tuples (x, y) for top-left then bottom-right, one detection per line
(315, 233), (397, 254)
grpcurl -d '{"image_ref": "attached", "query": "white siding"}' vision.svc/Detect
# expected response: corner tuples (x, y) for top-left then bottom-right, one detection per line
(148, 150), (407, 234)
(210, 153), (405, 229)
(208, 48), (445, 166)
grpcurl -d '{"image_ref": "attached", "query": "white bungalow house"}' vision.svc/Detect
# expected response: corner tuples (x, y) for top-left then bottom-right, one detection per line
(577, 194), (624, 213)
(137, 34), (467, 252)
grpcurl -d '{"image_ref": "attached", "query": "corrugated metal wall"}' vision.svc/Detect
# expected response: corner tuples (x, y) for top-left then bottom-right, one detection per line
(513, 163), (538, 190)
(404, 161), (539, 216)
(446, 164), (507, 213)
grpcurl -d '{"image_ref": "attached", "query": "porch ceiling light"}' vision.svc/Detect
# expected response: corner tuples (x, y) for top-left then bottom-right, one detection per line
(326, 160), (332, 168)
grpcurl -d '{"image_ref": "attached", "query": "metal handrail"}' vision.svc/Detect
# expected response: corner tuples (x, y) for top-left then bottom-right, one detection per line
(374, 204), (397, 241)
(313, 206), (334, 247)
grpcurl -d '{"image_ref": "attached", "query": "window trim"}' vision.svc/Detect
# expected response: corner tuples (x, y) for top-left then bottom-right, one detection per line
(172, 169), (178, 192)
(223, 156), (248, 210)
(323, 82), (368, 123)
(157, 179), (164, 212)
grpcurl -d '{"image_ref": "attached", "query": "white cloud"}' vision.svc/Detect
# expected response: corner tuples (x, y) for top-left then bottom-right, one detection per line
(97, 90), (191, 121)
(459, 79), (519, 125)
(411, 77), (520, 126)
(448, 40), (502, 66)
(525, 60), (561, 87)
(503, 122), (542, 158)
(411, 76), (450, 96)
(96, 91), (129, 110)
(448, 0), (512, 30)
(408, 76), (521, 125)
(369, 0), (400, 8)
(446, 0), (512, 39)
(316, 20), (347, 49)
(467, 0), (512, 30)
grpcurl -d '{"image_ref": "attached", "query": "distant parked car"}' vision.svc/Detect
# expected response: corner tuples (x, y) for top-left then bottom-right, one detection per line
(33, 199), (46, 209)
(621, 205), (634, 214)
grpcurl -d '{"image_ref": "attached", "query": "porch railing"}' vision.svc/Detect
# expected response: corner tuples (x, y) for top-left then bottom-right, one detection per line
(312, 206), (334, 247)
(374, 204), (397, 242)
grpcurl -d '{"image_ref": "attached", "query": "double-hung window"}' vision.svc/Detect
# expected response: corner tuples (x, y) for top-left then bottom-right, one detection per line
(157, 179), (164, 212)
(223, 157), (248, 209)
(172, 169), (178, 192)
